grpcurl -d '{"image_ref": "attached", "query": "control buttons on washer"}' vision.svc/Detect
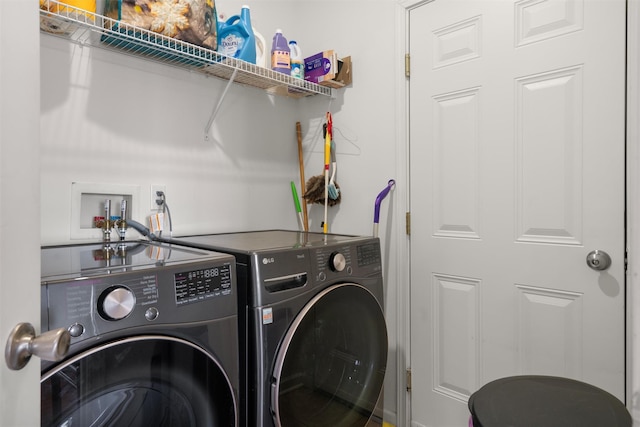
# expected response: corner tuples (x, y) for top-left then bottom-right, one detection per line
(98, 286), (136, 321)
(329, 252), (347, 272)
(145, 307), (159, 321)
(67, 323), (84, 338)
(318, 271), (326, 282)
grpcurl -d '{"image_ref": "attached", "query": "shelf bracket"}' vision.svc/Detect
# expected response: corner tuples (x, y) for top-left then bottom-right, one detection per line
(205, 68), (238, 140)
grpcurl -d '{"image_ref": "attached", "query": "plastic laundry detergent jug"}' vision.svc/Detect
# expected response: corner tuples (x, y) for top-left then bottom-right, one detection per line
(217, 5), (256, 63)
(271, 29), (290, 74)
(289, 40), (304, 79)
(254, 28), (267, 68)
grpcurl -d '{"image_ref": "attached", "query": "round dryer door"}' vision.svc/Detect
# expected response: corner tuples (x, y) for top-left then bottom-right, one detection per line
(41, 336), (237, 427)
(272, 283), (388, 427)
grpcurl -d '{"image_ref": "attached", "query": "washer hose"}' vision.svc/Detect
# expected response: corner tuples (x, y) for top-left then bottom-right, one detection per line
(127, 219), (158, 241)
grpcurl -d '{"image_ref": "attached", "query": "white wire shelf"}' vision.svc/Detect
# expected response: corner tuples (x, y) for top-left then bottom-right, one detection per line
(38, 1), (334, 100)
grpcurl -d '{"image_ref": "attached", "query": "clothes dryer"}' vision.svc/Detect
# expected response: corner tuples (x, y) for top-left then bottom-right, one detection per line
(158, 230), (388, 427)
(40, 240), (239, 427)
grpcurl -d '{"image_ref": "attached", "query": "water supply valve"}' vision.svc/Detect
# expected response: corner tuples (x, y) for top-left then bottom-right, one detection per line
(93, 199), (114, 242)
(94, 199), (129, 242)
(114, 199), (128, 241)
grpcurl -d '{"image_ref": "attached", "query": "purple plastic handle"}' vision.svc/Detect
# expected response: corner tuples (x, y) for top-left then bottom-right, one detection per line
(374, 179), (396, 224)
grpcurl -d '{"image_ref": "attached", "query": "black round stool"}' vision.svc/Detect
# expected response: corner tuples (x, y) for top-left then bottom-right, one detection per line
(468, 375), (631, 427)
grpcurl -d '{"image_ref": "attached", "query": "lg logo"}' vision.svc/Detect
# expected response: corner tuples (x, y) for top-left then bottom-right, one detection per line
(262, 257), (275, 265)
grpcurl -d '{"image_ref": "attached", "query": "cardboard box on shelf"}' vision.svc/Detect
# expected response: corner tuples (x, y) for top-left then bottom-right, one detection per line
(322, 56), (352, 89)
(304, 50), (352, 88)
(304, 50), (337, 84)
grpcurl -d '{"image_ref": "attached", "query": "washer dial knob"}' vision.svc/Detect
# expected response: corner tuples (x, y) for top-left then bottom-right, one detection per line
(99, 286), (136, 320)
(329, 252), (347, 272)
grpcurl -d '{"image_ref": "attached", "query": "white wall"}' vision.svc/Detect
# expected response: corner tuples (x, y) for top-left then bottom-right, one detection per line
(39, 0), (401, 422)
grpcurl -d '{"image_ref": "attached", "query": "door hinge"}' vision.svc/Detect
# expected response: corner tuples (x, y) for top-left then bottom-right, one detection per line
(406, 367), (412, 392)
(406, 212), (411, 235)
(625, 247), (629, 272)
(405, 53), (410, 78)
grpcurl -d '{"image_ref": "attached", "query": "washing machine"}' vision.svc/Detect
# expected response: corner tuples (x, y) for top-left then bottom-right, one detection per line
(40, 240), (239, 427)
(157, 230), (388, 427)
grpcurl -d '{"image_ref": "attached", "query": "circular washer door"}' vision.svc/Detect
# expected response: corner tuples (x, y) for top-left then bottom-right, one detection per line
(41, 336), (237, 427)
(272, 283), (388, 427)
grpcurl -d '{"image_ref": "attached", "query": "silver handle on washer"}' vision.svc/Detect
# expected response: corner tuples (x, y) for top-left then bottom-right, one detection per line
(4, 322), (70, 370)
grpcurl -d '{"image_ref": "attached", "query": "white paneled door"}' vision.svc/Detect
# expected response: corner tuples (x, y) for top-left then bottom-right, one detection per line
(409, 1), (626, 426)
(0, 1), (41, 426)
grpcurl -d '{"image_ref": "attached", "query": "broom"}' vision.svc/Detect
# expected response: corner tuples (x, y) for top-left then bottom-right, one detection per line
(322, 113), (331, 233)
(296, 122), (309, 231)
(304, 114), (341, 208)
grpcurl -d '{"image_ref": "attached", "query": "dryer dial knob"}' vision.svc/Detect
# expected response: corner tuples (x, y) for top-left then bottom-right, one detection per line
(99, 286), (136, 321)
(329, 252), (347, 272)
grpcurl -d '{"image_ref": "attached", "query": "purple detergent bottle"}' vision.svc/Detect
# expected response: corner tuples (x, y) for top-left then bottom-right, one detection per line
(271, 29), (291, 74)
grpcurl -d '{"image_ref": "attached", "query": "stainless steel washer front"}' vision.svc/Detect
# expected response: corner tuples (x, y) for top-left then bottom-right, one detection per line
(40, 241), (239, 427)
(158, 230), (388, 427)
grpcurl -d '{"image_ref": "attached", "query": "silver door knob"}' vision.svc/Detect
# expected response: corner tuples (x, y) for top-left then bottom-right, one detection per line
(4, 323), (70, 370)
(586, 250), (611, 271)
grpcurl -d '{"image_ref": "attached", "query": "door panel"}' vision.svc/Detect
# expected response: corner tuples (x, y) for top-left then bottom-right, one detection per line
(409, 1), (626, 426)
(0, 1), (41, 425)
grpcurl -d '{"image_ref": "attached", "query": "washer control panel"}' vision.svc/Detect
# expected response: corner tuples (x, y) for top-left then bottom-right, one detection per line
(312, 240), (382, 281)
(42, 259), (236, 345)
(174, 264), (233, 306)
(356, 241), (382, 267)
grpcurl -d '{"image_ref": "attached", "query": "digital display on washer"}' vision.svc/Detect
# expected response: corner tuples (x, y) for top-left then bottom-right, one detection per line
(174, 264), (232, 306)
(357, 243), (381, 267)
